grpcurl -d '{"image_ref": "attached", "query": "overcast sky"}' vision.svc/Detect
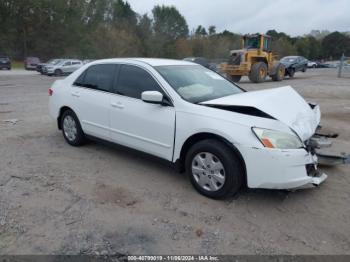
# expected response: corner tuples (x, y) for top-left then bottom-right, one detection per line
(127, 0), (349, 36)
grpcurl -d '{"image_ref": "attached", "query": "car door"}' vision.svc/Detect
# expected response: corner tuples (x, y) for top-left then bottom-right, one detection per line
(296, 57), (303, 71)
(70, 64), (117, 140)
(110, 64), (176, 161)
(61, 61), (72, 73)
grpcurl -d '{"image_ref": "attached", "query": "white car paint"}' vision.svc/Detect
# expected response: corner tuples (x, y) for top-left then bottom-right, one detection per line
(307, 61), (317, 68)
(49, 58), (327, 191)
(201, 86), (321, 141)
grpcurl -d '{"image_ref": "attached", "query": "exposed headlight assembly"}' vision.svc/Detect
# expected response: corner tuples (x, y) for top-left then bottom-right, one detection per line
(252, 127), (304, 149)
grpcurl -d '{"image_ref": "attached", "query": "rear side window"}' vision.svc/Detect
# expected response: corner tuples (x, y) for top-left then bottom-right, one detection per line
(116, 65), (163, 99)
(74, 64), (116, 92)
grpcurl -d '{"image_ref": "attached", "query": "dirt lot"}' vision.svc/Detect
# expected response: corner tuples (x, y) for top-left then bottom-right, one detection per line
(0, 68), (349, 255)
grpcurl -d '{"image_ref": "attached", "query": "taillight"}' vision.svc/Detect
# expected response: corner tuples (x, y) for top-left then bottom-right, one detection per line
(48, 88), (53, 96)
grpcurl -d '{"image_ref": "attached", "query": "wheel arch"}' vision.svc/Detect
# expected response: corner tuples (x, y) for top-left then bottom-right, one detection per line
(251, 57), (268, 66)
(57, 106), (74, 130)
(176, 132), (247, 186)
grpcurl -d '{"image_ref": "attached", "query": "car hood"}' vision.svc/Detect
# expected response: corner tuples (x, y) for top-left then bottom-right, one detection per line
(201, 86), (320, 141)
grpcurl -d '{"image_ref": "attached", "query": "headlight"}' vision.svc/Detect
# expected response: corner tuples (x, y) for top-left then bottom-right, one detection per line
(252, 127), (304, 149)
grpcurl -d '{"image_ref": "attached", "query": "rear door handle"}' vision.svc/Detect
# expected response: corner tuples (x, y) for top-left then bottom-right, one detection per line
(71, 91), (80, 97)
(111, 102), (124, 109)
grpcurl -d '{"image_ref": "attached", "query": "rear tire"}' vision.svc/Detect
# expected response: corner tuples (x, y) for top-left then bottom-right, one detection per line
(230, 75), (242, 83)
(185, 139), (244, 199)
(249, 62), (267, 83)
(61, 110), (85, 146)
(271, 63), (285, 81)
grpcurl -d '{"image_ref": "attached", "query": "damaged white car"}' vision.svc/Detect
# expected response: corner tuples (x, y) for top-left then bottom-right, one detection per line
(49, 58), (343, 199)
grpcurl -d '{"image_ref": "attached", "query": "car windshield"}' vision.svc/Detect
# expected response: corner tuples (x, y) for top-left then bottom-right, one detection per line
(156, 65), (243, 103)
(281, 57), (297, 62)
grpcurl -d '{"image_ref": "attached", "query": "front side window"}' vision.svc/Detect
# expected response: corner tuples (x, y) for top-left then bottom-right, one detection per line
(74, 64), (116, 92)
(116, 65), (163, 99)
(156, 65), (243, 104)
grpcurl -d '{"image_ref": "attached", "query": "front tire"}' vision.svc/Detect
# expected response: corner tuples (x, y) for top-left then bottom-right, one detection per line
(185, 139), (244, 199)
(249, 62), (268, 83)
(61, 110), (85, 146)
(55, 69), (63, 76)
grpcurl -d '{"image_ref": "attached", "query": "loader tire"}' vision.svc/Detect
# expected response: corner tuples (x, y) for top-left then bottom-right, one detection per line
(271, 63), (285, 81)
(230, 75), (242, 83)
(249, 62), (267, 83)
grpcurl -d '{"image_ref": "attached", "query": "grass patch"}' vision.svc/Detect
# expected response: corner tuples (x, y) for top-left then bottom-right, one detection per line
(12, 61), (24, 69)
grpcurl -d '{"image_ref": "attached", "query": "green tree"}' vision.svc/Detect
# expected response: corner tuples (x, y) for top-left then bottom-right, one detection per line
(195, 25), (207, 36)
(271, 37), (297, 58)
(152, 5), (189, 40)
(208, 26), (216, 36)
(151, 5), (189, 57)
(136, 14), (153, 56)
(322, 31), (350, 59)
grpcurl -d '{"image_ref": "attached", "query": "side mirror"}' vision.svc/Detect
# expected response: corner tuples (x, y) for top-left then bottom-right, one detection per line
(141, 91), (164, 104)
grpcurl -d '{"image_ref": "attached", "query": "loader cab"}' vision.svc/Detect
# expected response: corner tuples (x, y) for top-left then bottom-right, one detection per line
(242, 34), (271, 52)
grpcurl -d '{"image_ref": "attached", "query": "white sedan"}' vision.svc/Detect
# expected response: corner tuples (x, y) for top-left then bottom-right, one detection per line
(49, 58), (327, 199)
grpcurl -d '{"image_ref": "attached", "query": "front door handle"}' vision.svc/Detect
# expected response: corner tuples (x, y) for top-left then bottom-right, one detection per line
(111, 102), (124, 109)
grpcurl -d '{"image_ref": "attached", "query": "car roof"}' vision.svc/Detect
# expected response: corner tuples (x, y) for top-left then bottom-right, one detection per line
(92, 58), (196, 67)
(282, 56), (299, 59)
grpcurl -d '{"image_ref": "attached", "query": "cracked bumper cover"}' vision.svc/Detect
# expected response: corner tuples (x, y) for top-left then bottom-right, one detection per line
(237, 145), (328, 189)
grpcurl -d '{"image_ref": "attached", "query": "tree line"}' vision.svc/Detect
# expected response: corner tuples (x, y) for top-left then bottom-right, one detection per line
(0, 0), (349, 61)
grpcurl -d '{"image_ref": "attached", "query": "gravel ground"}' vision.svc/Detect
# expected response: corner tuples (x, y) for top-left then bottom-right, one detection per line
(0, 69), (349, 255)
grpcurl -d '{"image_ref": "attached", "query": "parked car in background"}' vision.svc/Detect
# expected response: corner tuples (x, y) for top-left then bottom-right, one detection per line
(24, 57), (40, 70)
(83, 59), (95, 64)
(37, 59), (63, 74)
(183, 57), (218, 72)
(307, 61), (318, 68)
(0, 56), (11, 70)
(45, 59), (83, 76)
(49, 58), (328, 199)
(280, 56), (308, 77)
(312, 62), (332, 68)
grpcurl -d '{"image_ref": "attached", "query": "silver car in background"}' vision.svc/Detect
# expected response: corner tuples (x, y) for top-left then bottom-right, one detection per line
(45, 59), (83, 76)
(37, 59), (63, 74)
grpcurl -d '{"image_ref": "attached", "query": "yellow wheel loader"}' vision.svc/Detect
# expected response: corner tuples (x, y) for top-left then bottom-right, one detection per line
(221, 34), (285, 83)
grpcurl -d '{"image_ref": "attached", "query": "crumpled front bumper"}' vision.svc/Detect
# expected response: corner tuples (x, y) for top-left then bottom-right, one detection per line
(237, 144), (328, 190)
